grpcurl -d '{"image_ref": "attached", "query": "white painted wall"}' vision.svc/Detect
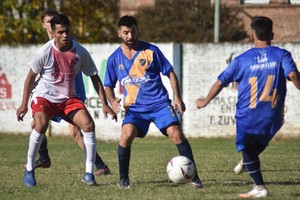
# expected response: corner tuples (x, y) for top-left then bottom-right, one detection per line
(182, 43), (300, 138)
(1, 43), (300, 141)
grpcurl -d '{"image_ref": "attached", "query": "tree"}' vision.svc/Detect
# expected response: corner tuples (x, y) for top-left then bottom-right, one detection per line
(0, 0), (119, 45)
(134, 0), (247, 43)
(59, 0), (119, 43)
(0, 0), (57, 45)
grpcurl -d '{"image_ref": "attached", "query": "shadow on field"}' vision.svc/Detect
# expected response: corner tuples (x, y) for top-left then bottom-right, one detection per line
(209, 169), (300, 173)
(202, 179), (300, 187)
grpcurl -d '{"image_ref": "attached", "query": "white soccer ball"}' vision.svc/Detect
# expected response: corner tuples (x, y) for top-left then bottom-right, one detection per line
(166, 156), (196, 184)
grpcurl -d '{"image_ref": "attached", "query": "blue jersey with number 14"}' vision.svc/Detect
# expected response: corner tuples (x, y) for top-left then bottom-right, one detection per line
(218, 46), (298, 136)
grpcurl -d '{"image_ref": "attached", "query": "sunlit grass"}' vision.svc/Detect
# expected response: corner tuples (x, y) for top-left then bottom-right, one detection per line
(0, 133), (299, 200)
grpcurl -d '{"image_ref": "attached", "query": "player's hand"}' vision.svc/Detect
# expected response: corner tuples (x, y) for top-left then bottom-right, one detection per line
(196, 98), (208, 109)
(111, 98), (122, 114)
(173, 98), (186, 115)
(102, 104), (118, 122)
(16, 105), (28, 121)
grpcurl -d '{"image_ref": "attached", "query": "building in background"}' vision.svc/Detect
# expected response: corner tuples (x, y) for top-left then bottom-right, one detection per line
(120, 0), (300, 42)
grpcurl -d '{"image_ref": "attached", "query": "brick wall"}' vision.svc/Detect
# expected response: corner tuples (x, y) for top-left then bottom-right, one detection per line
(236, 5), (300, 42)
(119, 0), (155, 16)
(120, 0), (300, 42)
(222, 0), (300, 42)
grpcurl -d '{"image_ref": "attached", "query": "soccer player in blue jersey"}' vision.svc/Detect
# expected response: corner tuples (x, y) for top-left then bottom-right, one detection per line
(104, 15), (203, 189)
(196, 16), (300, 198)
(35, 9), (110, 176)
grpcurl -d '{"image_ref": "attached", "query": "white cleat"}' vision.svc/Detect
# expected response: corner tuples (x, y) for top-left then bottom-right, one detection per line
(234, 160), (246, 175)
(239, 186), (268, 198)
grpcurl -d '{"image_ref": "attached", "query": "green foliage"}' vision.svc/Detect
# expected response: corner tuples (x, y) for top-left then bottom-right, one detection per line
(0, 0), (119, 45)
(135, 0), (247, 43)
(59, 0), (119, 43)
(0, 133), (299, 199)
(0, 0), (57, 45)
(0, 0), (248, 44)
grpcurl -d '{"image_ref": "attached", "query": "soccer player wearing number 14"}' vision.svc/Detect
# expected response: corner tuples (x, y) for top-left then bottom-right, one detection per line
(196, 16), (300, 198)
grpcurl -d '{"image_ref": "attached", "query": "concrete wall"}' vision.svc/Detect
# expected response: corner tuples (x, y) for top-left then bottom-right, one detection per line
(0, 43), (173, 141)
(182, 42), (300, 138)
(1, 43), (300, 141)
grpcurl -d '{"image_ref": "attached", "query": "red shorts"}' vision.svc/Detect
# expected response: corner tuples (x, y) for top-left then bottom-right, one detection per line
(31, 97), (86, 121)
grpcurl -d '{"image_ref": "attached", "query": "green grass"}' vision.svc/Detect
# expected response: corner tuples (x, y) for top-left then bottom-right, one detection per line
(0, 133), (299, 200)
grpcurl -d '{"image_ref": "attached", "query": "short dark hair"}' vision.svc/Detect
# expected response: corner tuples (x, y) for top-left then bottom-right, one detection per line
(251, 16), (273, 41)
(41, 9), (58, 22)
(50, 14), (70, 30)
(118, 15), (138, 28)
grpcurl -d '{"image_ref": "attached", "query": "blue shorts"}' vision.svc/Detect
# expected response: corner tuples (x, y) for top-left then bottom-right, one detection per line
(236, 127), (274, 152)
(122, 105), (180, 138)
(52, 72), (86, 123)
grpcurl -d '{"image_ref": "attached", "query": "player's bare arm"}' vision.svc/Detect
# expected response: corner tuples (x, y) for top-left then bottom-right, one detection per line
(288, 71), (300, 90)
(90, 75), (117, 121)
(196, 80), (224, 109)
(16, 69), (38, 121)
(168, 71), (185, 114)
(105, 87), (121, 114)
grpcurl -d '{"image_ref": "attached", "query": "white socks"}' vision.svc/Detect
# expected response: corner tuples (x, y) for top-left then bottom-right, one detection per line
(26, 129), (43, 171)
(82, 131), (96, 174)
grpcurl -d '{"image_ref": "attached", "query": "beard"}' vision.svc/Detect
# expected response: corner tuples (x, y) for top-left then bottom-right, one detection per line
(124, 39), (137, 48)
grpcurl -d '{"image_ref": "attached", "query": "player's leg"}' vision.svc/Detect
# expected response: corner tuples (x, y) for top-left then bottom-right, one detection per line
(234, 143), (268, 174)
(68, 123), (110, 176)
(24, 111), (49, 187)
(30, 120), (51, 169)
(71, 108), (97, 185)
(118, 123), (138, 189)
(154, 106), (203, 188)
(69, 123), (85, 149)
(166, 125), (203, 188)
(35, 134), (51, 168)
(239, 138), (268, 198)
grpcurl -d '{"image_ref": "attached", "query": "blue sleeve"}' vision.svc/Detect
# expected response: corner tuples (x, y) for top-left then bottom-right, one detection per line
(104, 56), (118, 88)
(281, 50), (298, 79)
(218, 58), (238, 85)
(154, 46), (173, 76)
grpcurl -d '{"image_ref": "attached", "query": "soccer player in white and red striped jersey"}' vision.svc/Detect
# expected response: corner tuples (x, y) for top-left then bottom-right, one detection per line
(35, 9), (111, 177)
(196, 16), (300, 198)
(17, 14), (116, 187)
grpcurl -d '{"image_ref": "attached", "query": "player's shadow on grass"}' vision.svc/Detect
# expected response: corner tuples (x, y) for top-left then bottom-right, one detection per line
(204, 179), (300, 187)
(134, 179), (183, 187)
(211, 169), (300, 173)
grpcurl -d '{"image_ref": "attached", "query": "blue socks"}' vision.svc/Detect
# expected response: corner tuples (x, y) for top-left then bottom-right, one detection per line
(118, 145), (131, 180)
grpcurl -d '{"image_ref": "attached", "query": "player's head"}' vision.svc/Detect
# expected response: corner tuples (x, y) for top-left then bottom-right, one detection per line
(50, 14), (71, 31)
(250, 16), (273, 42)
(118, 15), (138, 28)
(50, 14), (72, 49)
(117, 15), (138, 47)
(41, 9), (58, 22)
(41, 9), (58, 40)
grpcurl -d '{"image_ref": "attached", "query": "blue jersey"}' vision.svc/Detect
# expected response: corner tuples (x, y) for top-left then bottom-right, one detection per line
(104, 41), (173, 112)
(74, 72), (86, 102)
(218, 46), (297, 136)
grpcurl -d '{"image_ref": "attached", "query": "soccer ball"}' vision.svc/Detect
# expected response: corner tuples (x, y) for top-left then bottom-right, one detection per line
(166, 156), (196, 184)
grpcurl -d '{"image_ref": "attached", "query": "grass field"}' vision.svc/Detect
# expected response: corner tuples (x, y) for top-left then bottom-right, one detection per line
(0, 133), (299, 200)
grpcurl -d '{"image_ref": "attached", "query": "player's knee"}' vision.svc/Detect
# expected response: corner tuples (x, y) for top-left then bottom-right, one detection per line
(120, 131), (136, 146)
(80, 120), (95, 132)
(34, 122), (49, 134)
(167, 126), (185, 144)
